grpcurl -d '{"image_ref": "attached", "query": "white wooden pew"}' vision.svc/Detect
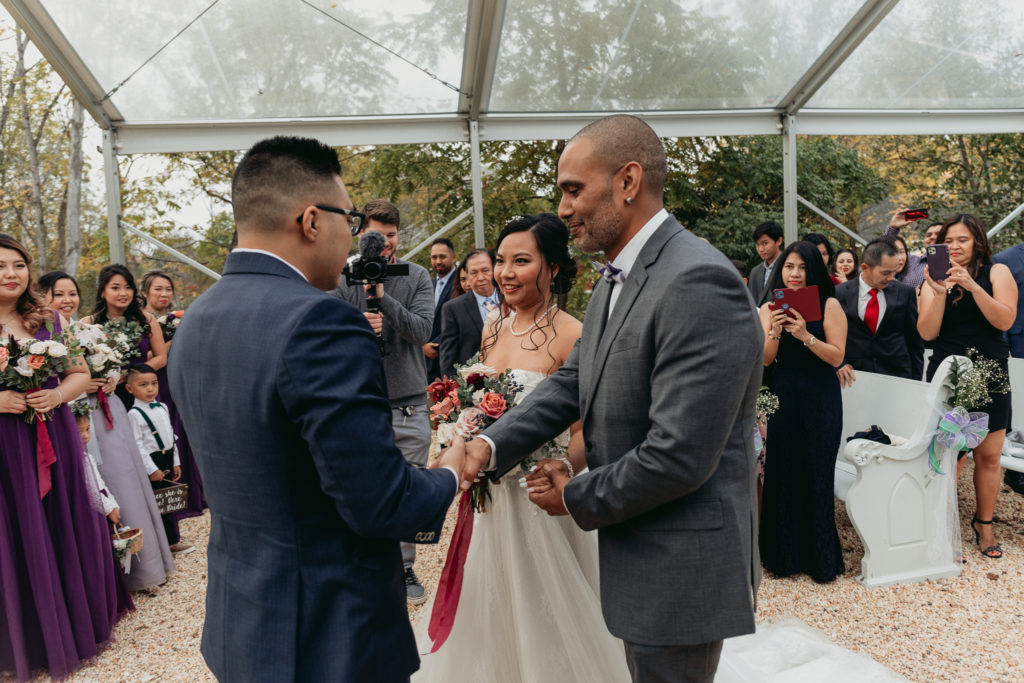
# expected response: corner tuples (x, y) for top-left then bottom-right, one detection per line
(1003, 357), (1024, 474)
(834, 357), (962, 587)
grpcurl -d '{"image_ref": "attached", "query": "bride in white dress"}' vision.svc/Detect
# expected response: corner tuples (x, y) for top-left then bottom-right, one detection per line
(413, 214), (631, 682)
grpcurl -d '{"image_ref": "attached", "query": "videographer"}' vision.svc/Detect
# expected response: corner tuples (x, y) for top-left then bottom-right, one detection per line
(330, 199), (435, 603)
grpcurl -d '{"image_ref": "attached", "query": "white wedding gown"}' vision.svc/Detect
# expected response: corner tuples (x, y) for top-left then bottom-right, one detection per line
(413, 369), (632, 683)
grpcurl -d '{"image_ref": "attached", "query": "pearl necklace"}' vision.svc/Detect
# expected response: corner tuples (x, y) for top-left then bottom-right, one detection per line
(508, 304), (558, 337)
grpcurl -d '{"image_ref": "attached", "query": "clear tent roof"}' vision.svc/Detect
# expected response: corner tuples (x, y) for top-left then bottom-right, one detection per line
(3, 0), (1022, 154)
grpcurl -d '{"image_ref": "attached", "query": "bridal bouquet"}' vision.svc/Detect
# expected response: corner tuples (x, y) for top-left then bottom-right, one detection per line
(101, 318), (145, 367)
(0, 334), (79, 423)
(158, 310), (184, 340)
(428, 354), (522, 512)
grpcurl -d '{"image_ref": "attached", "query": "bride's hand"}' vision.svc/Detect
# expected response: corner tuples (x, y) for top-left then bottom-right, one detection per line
(522, 462), (553, 494)
(527, 459), (571, 516)
(436, 439), (467, 484)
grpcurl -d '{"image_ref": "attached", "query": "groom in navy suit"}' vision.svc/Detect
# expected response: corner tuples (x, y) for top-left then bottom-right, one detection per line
(169, 136), (463, 682)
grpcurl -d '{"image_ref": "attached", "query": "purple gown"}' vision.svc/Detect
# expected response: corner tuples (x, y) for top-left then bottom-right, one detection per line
(156, 327), (205, 520)
(0, 314), (121, 681)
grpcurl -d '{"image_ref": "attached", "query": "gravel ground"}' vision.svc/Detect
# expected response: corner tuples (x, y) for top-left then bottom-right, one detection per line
(17, 461), (1024, 683)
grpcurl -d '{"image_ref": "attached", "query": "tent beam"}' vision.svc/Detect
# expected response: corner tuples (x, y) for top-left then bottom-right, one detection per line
(402, 208), (474, 260)
(469, 120), (486, 248)
(777, 0), (902, 116)
(782, 115), (798, 244)
(459, 0), (506, 119)
(798, 195), (868, 246)
(120, 222), (221, 281)
(987, 201), (1024, 239)
(102, 129), (125, 263)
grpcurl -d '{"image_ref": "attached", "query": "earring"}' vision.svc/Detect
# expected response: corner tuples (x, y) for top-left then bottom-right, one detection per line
(625, 197), (633, 205)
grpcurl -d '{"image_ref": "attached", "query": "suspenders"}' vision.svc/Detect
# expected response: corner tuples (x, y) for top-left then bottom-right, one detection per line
(131, 406), (167, 451)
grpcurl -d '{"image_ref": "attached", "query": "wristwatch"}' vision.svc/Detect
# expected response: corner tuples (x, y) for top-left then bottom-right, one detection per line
(803, 335), (818, 347)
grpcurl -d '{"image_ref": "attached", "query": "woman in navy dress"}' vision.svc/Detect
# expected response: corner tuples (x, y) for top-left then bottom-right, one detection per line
(0, 235), (121, 681)
(141, 270), (206, 524)
(919, 214), (1017, 559)
(758, 241), (848, 583)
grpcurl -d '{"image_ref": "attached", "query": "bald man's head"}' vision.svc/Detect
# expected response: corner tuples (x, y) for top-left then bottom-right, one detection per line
(569, 115), (666, 198)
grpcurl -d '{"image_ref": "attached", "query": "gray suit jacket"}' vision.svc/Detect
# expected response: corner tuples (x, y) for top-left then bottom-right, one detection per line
(483, 215), (763, 646)
(747, 260), (773, 306)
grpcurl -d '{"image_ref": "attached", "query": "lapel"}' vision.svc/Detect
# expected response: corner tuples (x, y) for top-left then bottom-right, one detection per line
(579, 279), (611, 420)
(434, 275), (454, 314)
(463, 292), (485, 337)
(582, 217), (683, 415)
(877, 284), (902, 333)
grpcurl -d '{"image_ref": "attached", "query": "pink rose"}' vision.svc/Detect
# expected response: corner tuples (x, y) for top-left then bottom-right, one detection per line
(430, 397), (456, 422)
(454, 407), (484, 439)
(478, 392), (507, 419)
(27, 355), (45, 370)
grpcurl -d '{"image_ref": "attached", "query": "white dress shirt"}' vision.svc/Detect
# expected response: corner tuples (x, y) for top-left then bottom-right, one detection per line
(606, 208), (670, 318)
(763, 255), (779, 286)
(233, 248), (309, 282)
(472, 289), (499, 323)
(857, 274), (887, 327)
(127, 399), (180, 475)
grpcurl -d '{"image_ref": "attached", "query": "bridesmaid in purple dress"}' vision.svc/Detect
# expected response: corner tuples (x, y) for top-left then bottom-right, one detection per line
(0, 235), (121, 682)
(140, 270), (205, 522)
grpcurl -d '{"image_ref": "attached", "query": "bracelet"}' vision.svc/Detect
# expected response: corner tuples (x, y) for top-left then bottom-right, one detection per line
(55, 386), (63, 406)
(767, 333), (780, 341)
(556, 456), (575, 478)
(803, 335), (818, 347)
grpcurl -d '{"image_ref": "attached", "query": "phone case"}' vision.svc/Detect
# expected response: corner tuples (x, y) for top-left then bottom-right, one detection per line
(768, 284), (822, 322)
(925, 244), (950, 280)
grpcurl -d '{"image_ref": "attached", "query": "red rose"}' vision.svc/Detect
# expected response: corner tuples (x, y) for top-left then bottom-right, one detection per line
(426, 377), (458, 403)
(465, 373), (487, 390)
(478, 392), (507, 419)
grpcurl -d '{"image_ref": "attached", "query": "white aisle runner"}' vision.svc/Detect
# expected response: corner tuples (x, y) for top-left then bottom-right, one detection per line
(718, 619), (908, 683)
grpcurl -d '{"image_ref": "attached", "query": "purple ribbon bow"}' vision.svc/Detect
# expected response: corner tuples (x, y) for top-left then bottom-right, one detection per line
(595, 262), (625, 284)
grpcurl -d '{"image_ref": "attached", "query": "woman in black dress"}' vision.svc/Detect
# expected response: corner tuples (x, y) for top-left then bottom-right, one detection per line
(919, 214), (1016, 559)
(758, 241), (848, 582)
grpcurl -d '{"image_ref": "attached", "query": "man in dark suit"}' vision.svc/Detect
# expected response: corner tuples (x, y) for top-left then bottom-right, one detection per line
(836, 238), (924, 385)
(169, 136), (462, 682)
(464, 115), (762, 682)
(424, 238), (456, 383)
(748, 220), (784, 307)
(438, 248), (499, 378)
(995, 242), (1024, 358)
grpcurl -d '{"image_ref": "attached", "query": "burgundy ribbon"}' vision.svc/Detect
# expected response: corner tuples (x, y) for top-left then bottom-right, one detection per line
(426, 491), (474, 653)
(26, 388), (56, 499)
(96, 389), (114, 430)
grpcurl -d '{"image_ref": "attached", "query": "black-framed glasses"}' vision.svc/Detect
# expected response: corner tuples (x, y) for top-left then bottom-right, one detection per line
(296, 204), (365, 235)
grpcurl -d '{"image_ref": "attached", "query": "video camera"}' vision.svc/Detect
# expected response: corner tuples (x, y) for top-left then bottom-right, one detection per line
(343, 231), (409, 286)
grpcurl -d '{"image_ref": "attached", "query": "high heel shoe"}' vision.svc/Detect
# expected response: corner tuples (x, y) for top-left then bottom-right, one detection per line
(971, 516), (1003, 559)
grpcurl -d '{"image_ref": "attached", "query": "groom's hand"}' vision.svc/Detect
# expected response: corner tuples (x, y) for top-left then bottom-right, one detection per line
(436, 440), (467, 490)
(527, 460), (570, 516)
(461, 437), (492, 491)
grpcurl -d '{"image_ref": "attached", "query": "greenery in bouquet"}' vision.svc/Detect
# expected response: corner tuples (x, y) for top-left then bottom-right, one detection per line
(427, 353), (523, 512)
(0, 334), (79, 423)
(158, 310), (184, 340)
(112, 528), (141, 560)
(100, 318), (145, 368)
(756, 386), (779, 423)
(68, 322), (125, 380)
(944, 348), (1009, 413)
(70, 398), (93, 419)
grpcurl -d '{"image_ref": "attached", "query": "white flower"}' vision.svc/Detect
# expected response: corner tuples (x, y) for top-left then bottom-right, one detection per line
(73, 324), (106, 346)
(28, 341), (47, 354)
(436, 422), (457, 447)
(13, 357), (33, 377)
(45, 341), (67, 357)
(458, 362), (498, 380)
(472, 389), (485, 405)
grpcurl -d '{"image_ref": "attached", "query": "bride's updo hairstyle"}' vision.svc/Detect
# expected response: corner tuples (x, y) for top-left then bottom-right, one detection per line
(481, 213), (578, 368)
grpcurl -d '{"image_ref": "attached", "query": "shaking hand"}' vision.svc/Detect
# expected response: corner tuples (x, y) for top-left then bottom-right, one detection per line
(526, 459), (571, 516)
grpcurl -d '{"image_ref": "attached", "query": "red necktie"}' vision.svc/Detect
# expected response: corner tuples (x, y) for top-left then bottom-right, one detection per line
(865, 288), (879, 334)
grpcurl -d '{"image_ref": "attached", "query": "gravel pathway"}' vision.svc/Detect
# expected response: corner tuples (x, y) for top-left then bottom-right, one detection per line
(12, 462), (1023, 682)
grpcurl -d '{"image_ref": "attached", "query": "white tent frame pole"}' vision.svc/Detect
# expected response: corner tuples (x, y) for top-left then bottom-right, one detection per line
(797, 195), (869, 246)
(987, 201), (1024, 238)
(778, 0), (902, 116)
(469, 120), (486, 248)
(402, 208), (474, 260)
(782, 115), (798, 245)
(102, 129), (125, 264)
(120, 222), (221, 281)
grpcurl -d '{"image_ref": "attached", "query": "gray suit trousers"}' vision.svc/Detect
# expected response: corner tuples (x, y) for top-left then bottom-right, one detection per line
(625, 640), (723, 683)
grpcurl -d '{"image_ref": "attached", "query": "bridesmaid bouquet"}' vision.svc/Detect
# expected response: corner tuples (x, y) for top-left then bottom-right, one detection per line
(158, 310), (185, 340)
(428, 354), (522, 512)
(0, 336), (79, 423)
(68, 322), (124, 380)
(100, 318), (145, 368)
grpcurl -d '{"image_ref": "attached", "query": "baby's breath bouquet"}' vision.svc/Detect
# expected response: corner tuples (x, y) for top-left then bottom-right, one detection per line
(945, 348), (1010, 412)
(756, 386), (779, 423)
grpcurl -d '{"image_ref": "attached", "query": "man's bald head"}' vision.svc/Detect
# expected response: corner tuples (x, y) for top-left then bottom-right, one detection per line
(232, 136), (343, 233)
(569, 115), (666, 198)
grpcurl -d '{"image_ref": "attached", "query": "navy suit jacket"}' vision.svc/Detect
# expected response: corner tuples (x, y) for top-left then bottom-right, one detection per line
(438, 291), (487, 379)
(426, 273), (454, 382)
(168, 251), (455, 682)
(995, 244), (1024, 357)
(836, 277), (924, 380)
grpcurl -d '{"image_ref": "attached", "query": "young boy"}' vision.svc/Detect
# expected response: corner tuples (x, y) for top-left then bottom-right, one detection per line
(125, 364), (194, 556)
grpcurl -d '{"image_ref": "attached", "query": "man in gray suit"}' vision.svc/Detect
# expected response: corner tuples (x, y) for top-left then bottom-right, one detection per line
(748, 220), (784, 307)
(463, 115), (763, 682)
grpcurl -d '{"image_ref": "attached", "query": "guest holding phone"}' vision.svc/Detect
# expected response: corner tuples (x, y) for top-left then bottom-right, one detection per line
(919, 214), (1016, 559)
(758, 241), (848, 582)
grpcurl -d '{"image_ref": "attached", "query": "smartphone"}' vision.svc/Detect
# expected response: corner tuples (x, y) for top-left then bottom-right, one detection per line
(925, 244), (950, 280)
(904, 208), (929, 221)
(768, 285), (822, 322)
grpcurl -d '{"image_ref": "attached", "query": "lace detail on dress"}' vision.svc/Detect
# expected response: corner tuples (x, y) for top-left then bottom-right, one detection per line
(501, 369), (570, 479)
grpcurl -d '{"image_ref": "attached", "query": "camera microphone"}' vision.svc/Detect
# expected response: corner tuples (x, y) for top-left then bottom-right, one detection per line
(358, 230), (386, 260)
